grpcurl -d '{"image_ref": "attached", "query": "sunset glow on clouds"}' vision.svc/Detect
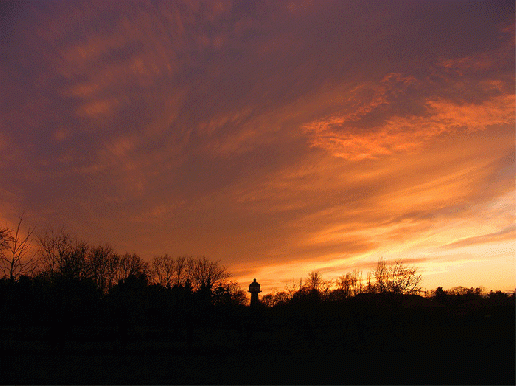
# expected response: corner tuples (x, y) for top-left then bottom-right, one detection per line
(1, 0), (514, 292)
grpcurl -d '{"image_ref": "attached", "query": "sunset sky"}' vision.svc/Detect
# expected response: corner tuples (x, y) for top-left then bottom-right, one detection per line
(1, 0), (514, 293)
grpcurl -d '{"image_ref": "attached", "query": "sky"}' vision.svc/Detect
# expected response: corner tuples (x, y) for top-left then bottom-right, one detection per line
(1, 0), (514, 293)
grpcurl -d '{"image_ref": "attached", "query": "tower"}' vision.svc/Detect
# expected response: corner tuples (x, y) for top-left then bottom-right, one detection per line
(248, 278), (261, 306)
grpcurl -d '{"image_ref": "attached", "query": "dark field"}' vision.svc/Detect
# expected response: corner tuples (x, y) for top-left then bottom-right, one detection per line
(2, 300), (514, 385)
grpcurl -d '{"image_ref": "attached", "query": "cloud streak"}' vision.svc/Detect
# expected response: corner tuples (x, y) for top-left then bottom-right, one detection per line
(0, 0), (514, 292)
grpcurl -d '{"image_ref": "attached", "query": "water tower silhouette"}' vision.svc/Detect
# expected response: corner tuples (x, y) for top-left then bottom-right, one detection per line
(248, 278), (261, 306)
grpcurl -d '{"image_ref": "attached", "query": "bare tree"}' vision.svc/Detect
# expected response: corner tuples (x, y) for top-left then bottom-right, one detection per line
(173, 256), (188, 286)
(373, 258), (421, 295)
(291, 271), (332, 302)
(261, 293), (275, 307)
(305, 271), (324, 292)
(151, 255), (188, 287)
(152, 254), (173, 287)
(85, 244), (118, 292)
(373, 258), (389, 293)
(213, 281), (247, 306)
(261, 290), (293, 307)
(336, 274), (352, 297)
(114, 253), (149, 284)
(0, 218), (37, 280)
(336, 270), (361, 298)
(37, 230), (89, 280)
(188, 256), (229, 292)
(0, 227), (8, 250)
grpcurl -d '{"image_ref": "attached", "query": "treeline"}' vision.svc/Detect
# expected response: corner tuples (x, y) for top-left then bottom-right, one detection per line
(0, 221), (248, 350)
(1, 220), (514, 384)
(0, 220), (240, 295)
(1, 219), (513, 310)
(261, 267), (514, 308)
(261, 260), (423, 307)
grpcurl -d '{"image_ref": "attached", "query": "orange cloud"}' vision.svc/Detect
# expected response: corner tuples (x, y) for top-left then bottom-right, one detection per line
(444, 225), (516, 249)
(302, 71), (514, 160)
(1, 1), (514, 294)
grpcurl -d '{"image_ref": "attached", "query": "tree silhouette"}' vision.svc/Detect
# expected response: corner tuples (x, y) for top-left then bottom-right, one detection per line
(1, 225), (513, 385)
(432, 286), (448, 304)
(85, 244), (118, 293)
(212, 281), (247, 306)
(37, 230), (88, 280)
(114, 253), (149, 284)
(151, 254), (188, 288)
(0, 217), (36, 280)
(373, 258), (421, 294)
(335, 269), (362, 298)
(261, 290), (292, 307)
(188, 256), (230, 293)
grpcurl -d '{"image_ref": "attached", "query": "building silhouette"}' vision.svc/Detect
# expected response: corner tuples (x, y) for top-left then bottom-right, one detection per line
(248, 278), (261, 306)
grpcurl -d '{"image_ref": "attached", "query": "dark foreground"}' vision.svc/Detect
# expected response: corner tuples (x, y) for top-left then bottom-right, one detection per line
(2, 299), (514, 384)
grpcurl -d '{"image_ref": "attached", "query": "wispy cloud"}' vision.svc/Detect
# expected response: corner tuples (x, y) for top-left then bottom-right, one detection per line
(0, 1), (514, 292)
(302, 51), (514, 159)
(443, 225), (516, 249)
